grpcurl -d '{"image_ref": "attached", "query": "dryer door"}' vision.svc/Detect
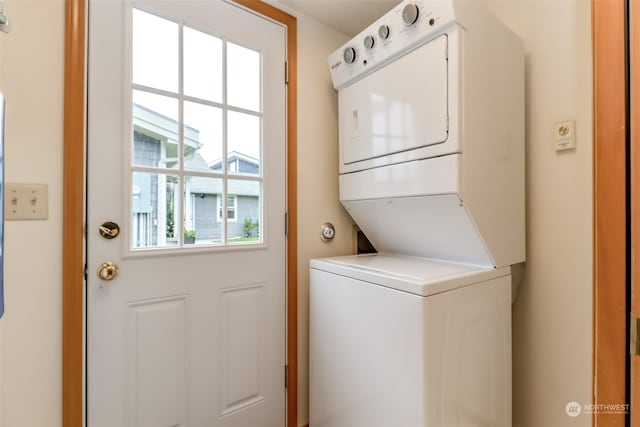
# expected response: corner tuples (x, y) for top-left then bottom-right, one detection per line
(339, 35), (450, 167)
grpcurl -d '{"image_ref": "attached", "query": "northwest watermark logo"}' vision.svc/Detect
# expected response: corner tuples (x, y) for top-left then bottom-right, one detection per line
(566, 401), (629, 417)
(565, 402), (581, 417)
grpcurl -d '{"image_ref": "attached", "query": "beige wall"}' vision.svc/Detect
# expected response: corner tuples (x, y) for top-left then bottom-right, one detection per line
(484, 1), (593, 426)
(293, 12), (353, 426)
(0, 1), (65, 426)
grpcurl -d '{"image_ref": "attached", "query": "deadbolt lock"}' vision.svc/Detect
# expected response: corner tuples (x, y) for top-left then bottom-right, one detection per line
(99, 221), (120, 239)
(97, 261), (119, 281)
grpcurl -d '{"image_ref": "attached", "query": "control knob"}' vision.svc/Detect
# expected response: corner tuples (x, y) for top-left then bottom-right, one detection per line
(402, 4), (420, 26)
(343, 46), (356, 64)
(378, 24), (390, 40)
(364, 35), (375, 49)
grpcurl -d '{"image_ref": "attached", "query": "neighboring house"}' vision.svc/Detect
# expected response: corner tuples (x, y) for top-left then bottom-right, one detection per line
(132, 104), (260, 247)
(211, 151), (260, 175)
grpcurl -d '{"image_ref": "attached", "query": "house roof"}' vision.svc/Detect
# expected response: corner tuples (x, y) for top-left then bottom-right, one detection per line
(133, 104), (201, 167)
(209, 151), (259, 169)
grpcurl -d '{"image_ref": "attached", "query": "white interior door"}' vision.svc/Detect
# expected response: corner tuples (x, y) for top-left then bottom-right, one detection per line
(87, 1), (287, 426)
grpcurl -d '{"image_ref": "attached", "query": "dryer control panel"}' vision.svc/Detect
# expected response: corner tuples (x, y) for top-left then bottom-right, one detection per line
(328, 0), (456, 89)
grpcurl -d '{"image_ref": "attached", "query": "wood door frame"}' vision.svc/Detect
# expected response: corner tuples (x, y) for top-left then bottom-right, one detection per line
(593, 0), (627, 426)
(631, 1), (640, 424)
(62, 1), (298, 426)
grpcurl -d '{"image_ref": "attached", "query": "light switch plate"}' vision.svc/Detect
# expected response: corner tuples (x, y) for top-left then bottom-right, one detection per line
(5, 183), (49, 220)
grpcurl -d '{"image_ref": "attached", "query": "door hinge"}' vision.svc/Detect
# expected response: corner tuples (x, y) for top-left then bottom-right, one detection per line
(631, 317), (640, 355)
(285, 365), (289, 388)
(285, 212), (289, 237)
(84, 263), (88, 281)
(285, 61), (289, 84)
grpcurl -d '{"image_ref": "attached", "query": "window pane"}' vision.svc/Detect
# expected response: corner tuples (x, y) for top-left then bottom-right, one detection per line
(133, 9), (178, 93)
(227, 196), (236, 220)
(184, 27), (222, 103)
(133, 91), (179, 169)
(227, 111), (260, 176)
(228, 180), (260, 245)
(184, 102), (223, 172)
(227, 42), (261, 112)
(129, 13), (269, 252)
(131, 173), (179, 249)
(185, 176), (224, 246)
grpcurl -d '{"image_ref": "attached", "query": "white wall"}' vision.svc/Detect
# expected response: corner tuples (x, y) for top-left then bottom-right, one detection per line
(484, 1), (593, 426)
(0, 1), (65, 426)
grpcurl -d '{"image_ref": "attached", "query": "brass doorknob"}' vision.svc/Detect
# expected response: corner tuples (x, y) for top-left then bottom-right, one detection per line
(97, 261), (119, 281)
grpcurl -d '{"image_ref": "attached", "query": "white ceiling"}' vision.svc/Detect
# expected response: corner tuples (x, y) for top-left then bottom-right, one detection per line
(280, 1), (401, 37)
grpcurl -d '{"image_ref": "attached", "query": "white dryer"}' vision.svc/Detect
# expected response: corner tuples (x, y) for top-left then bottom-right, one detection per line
(310, 0), (524, 426)
(330, 0), (525, 268)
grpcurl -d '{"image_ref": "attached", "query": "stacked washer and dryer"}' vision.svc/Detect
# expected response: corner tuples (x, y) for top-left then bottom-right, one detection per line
(309, 1), (524, 426)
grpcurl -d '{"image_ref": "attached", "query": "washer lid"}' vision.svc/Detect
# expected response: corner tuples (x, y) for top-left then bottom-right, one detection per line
(310, 253), (510, 296)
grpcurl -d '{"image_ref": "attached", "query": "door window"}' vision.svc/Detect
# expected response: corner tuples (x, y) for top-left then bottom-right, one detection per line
(130, 8), (263, 249)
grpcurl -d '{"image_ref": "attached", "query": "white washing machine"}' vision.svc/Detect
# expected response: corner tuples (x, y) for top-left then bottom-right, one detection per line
(310, 254), (511, 426)
(310, 0), (524, 426)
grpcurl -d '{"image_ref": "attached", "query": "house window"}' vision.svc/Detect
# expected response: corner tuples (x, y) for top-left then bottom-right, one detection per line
(217, 195), (237, 222)
(229, 159), (238, 173)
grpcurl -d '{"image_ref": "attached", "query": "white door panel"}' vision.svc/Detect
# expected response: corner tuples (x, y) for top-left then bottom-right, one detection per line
(87, 1), (287, 426)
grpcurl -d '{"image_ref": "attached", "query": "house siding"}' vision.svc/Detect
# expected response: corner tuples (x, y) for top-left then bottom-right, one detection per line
(133, 130), (163, 167)
(193, 194), (219, 240)
(194, 194), (259, 240)
(132, 131), (163, 246)
(236, 195), (260, 238)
